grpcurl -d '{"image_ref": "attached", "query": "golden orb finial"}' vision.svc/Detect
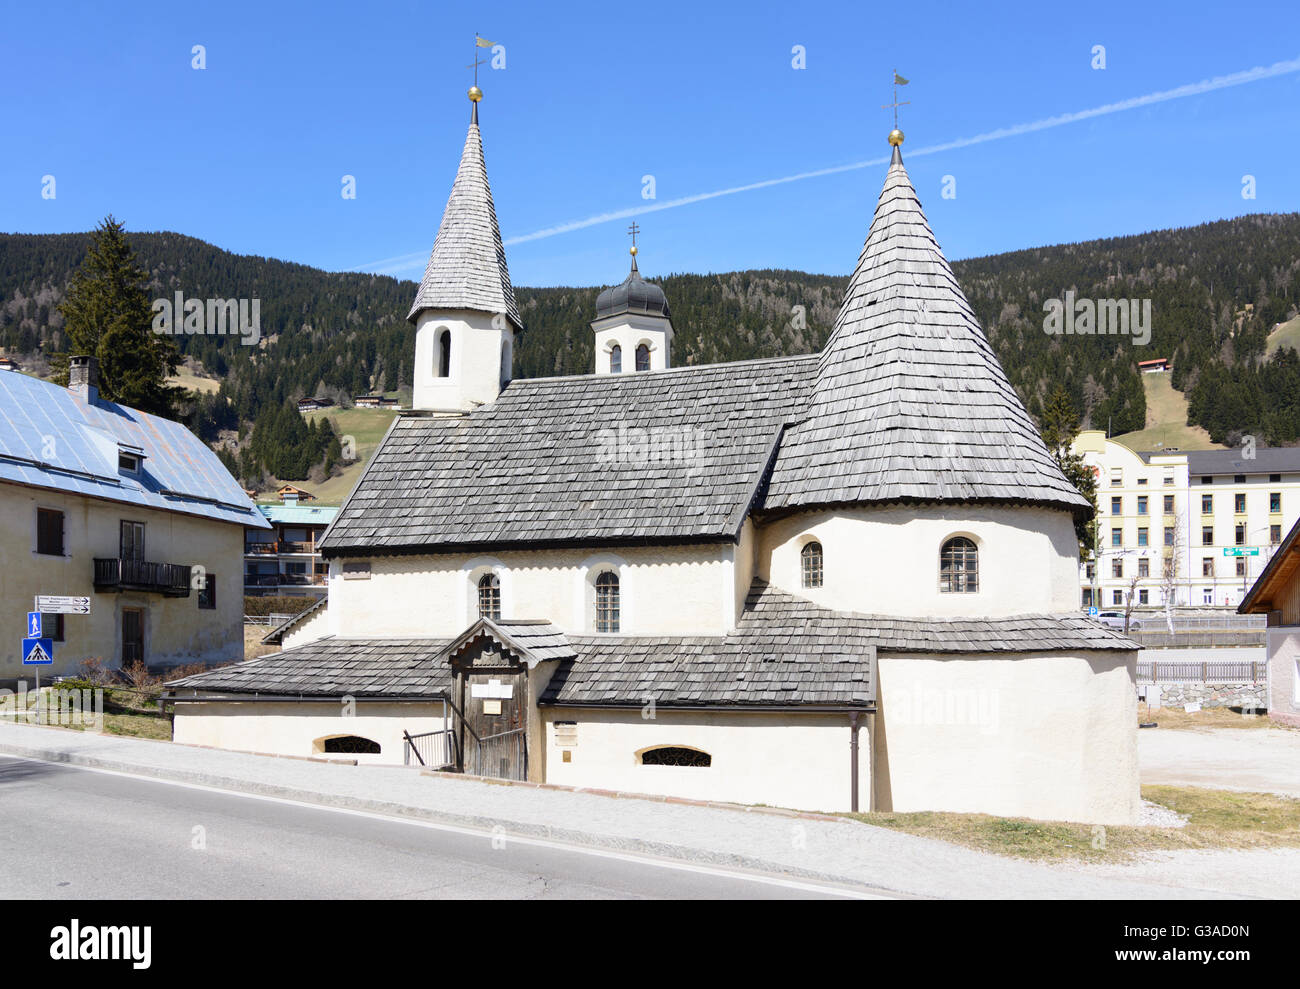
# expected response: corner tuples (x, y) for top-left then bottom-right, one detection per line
(630, 244), (638, 256)
(888, 128), (904, 147)
(468, 85), (483, 103)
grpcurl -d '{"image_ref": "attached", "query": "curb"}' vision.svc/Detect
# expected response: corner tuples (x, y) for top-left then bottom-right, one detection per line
(0, 736), (897, 896)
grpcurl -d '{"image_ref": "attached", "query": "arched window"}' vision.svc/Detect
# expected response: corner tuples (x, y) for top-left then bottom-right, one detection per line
(609, 344), (622, 373)
(595, 570), (620, 633)
(499, 338), (512, 388)
(640, 746), (711, 767)
(322, 735), (381, 754)
(800, 541), (823, 588)
(635, 344), (650, 371)
(939, 537), (979, 593)
(477, 573), (501, 620)
(437, 329), (451, 378)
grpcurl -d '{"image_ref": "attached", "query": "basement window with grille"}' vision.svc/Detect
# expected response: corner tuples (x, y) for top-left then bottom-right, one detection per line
(322, 735), (381, 754)
(639, 746), (711, 767)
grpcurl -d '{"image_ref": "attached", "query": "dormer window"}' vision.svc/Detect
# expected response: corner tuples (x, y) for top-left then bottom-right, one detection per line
(117, 445), (144, 474)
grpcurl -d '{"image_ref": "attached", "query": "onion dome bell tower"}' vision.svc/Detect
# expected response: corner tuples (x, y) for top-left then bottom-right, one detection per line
(592, 237), (674, 374)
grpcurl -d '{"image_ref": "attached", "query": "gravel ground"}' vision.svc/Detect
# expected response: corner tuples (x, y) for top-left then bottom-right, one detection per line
(1139, 725), (1300, 798)
(1138, 799), (1189, 828)
(3, 722), (1294, 899)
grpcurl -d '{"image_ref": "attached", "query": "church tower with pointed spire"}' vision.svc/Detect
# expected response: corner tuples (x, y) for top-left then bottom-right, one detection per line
(592, 238), (674, 374)
(409, 85), (522, 411)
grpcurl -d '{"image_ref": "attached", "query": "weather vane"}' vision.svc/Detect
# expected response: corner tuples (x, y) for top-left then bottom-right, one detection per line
(467, 33), (494, 101)
(882, 69), (910, 145)
(627, 221), (640, 256)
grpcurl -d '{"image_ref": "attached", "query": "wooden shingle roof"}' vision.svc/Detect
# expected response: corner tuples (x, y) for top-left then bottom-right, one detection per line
(319, 354), (815, 554)
(764, 145), (1090, 515)
(407, 111), (522, 330)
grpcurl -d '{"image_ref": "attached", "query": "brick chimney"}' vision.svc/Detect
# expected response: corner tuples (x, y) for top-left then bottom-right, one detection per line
(69, 355), (99, 404)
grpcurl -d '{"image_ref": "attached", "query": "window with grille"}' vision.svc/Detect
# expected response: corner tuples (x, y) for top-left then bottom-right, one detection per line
(595, 570), (620, 632)
(640, 746), (711, 767)
(800, 541), (823, 588)
(635, 344), (650, 371)
(609, 344), (622, 373)
(939, 537), (978, 593)
(323, 735), (381, 754)
(477, 573), (501, 620)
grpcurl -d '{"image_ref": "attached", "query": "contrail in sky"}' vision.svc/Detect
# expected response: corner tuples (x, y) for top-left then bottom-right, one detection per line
(353, 55), (1300, 274)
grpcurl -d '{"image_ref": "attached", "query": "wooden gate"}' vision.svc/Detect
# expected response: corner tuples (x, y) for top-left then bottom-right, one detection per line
(460, 669), (527, 781)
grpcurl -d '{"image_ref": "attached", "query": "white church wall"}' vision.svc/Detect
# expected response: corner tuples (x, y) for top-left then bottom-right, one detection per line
(541, 707), (869, 812)
(326, 542), (736, 637)
(413, 308), (513, 410)
(171, 699), (445, 766)
(874, 650), (1140, 825)
(756, 505), (1081, 617)
(280, 604), (330, 650)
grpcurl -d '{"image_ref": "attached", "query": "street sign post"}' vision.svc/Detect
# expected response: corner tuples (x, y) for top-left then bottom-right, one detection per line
(21, 635), (54, 700)
(34, 595), (90, 615)
(22, 638), (53, 666)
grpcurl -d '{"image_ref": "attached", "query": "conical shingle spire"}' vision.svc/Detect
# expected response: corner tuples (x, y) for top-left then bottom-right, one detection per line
(407, 109), (522, 330)
(765, 144), (1090, 515)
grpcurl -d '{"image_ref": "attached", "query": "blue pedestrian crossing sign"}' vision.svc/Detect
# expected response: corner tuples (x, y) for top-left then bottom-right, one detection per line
(22, 637), (53, 666)
(27, 612), (42, 637)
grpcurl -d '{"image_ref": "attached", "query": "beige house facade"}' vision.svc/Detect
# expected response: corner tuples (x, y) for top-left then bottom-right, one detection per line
(167, 90), (1140, 824)
(1, 359), (266, 681)
(1239, 516), (1300, 728)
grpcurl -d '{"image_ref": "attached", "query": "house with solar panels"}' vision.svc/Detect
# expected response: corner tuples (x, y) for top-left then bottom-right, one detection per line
(0, 357), (268, 680)
(166, 86), (1140, 824)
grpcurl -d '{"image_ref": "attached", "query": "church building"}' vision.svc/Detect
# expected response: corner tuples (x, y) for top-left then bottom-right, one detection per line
(167, 85), (1140, 824)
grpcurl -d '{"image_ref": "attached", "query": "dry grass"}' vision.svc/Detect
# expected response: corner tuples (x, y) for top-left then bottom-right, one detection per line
(848, 785), (1300, 862)
(244, 625), (280, 660)
(1113, 372), (1224, 453)
(1136, 704), (1273, 731)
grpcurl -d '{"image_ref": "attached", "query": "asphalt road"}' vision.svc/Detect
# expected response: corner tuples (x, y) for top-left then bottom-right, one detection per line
(0, 755), (881, 900)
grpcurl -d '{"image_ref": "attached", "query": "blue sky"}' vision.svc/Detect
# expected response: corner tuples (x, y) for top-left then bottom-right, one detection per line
(3, 0), (1298, 288)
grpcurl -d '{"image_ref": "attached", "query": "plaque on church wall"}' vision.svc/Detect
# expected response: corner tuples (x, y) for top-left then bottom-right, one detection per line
(482, 699), (502, 715)
(554, 721), (578, 748)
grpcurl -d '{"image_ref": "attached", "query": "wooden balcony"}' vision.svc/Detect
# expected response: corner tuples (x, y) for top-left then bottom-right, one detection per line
(94, 558), (192, 597)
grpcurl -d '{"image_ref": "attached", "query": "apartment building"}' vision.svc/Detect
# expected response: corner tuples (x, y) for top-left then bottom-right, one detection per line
(243, 504), (337, 598)
(1074, 431), (1300, 610)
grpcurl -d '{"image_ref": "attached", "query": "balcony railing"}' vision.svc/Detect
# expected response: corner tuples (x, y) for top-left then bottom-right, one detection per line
(93, 558), (192, 597)
(245, 542), (278, 555)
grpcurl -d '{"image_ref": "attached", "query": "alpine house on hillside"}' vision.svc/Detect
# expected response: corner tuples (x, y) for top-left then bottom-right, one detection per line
(168, 92), (1139, 825)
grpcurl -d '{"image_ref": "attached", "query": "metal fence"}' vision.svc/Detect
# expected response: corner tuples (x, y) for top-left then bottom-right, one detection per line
(1141, 614), (1268, 632)
(1136, 660), (1267, 683)
(403, 729), (457, 770)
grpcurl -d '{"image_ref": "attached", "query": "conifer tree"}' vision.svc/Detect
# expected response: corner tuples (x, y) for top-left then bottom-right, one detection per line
(55, 215), (181, 416)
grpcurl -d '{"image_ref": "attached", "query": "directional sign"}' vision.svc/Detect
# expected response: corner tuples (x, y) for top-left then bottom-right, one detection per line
(26, 612), (42, 637)
(34, 595), (90, 615)
(1222, 547), (1260, 557)
(22, 637), (53, 666)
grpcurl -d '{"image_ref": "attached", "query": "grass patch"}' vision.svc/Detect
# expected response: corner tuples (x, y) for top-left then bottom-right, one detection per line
(1112, 372), (1224, 453)
(847, 785), (1300, 862)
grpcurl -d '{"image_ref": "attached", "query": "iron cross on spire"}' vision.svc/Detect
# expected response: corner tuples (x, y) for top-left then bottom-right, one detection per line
(627, 222), (640, 250)
(468, 33), (495, 87)
(882, 69), (910, 128)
